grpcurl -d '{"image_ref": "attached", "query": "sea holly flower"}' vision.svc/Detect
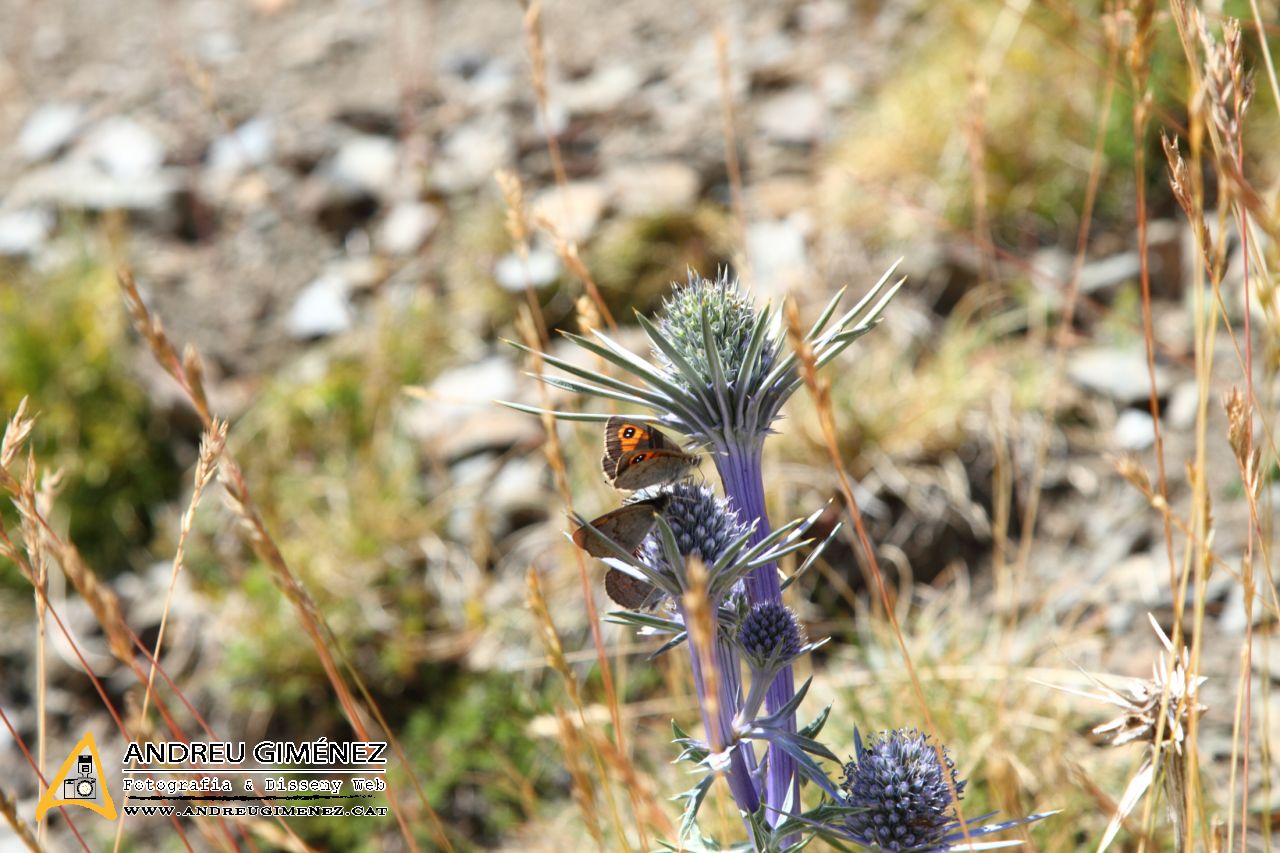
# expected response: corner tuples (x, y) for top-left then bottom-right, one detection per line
(826, 728), (1053, 852)
(639, 482), (751, 571)
(507, 264), (903, 826)
(640, 266), (903, 453)
(587, 486), (834, 621)
(842, 728), (966, 851)
(734, 603), (827, 727)
(738, 602), (805, 664)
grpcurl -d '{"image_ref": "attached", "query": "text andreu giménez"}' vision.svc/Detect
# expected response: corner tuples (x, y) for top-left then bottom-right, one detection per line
(122, 739), (388, 766)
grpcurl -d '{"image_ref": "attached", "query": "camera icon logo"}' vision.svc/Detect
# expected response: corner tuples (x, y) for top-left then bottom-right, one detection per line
(62, 755), (98, 800)
(36, 732), (117, 821)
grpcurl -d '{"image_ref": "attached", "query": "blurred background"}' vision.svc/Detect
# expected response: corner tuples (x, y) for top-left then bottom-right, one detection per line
(1, 0), (1278, 849)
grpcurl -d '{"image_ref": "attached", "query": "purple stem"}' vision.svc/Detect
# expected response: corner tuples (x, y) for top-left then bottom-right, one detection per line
(681, 605), (760, 818)
(717, 640), (758, 779)
(714, 445), (800, 826)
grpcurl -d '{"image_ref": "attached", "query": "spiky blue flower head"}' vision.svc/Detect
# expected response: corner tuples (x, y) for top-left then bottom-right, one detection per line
(841, 729), (966, 852)
(738, 601), (804, 663)
(655, 269), (778, 394)
(506, 263), (902, 457)
(636, 481), (749, 566)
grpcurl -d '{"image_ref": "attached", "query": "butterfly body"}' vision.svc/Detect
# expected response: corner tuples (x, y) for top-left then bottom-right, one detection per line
(601, 417), (698, 490)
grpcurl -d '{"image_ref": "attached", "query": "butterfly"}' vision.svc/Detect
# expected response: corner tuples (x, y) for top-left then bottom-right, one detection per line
(570, 495), (669, 558)
(601, 416), (698, 491)
(603, 568), (665, 611)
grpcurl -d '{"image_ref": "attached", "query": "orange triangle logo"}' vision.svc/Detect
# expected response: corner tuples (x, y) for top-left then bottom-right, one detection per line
(36, 732), (117, 821)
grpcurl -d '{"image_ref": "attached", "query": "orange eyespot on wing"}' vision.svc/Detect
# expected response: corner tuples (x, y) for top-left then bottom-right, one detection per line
(602, 417), (674, 477)
(615, 423), (650, 454)
(601, 417), (698, 490)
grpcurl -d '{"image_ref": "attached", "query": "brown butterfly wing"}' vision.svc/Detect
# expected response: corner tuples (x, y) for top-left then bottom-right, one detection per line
(571, 500), (664, 557)
(604, 569), (663, 611)
(611, 448), (698, 490)
(601, 417), (667, 477)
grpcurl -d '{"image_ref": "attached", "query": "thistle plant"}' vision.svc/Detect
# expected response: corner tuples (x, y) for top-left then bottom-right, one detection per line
(825, 729), (1052, 852)
(508, 268), (1053, 849)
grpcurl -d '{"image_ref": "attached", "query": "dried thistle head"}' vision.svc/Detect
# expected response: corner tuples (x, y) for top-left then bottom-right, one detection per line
(1065, 615), (1207, 852)
(1091, 615), (1207, 753)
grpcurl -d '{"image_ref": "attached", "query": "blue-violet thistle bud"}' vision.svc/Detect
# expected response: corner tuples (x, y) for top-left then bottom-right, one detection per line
(738, 602), (804, 665)
(840, 728), (966, 852)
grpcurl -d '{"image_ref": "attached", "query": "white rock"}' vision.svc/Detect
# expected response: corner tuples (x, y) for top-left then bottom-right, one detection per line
(197, 30), (241, 65)
(7, 161), (178, 212)
(1028, 247), (1072, 295)
(208, 117), (275, 175)
(329, 135), (398, 195)
(429, 355), (518, 409)
(531, 181), (608, 243)
(748, 32), (799, 81)
(326, 255), (386, 291)
(18, 103), (83, 161)
(377, 202), (440, 255)
(1165, 381), (1200, 431)
(402, 355), (520, 444)
(431, 119), (514, 193)
(79, 117), (165, 179)
(0, 209), (54, 256)
(494, 249), (560, 291)
(757, 89), (825, 145)
(490, 457), (547, 514)
(799, 0), (851, 31)
(437, 407), (542, 460)
(1080, 252), (1142, 294)
(1113, 408), (1156, 451)
(439, 54), (518, 108)
(286, 273), (353, 339)
(559, 64), (643, 115)
(747, 216), (810, 298)
(818, 64), (859, 106)
(607, 161), (699, 214)
(671, 33), (746, 105)
(466, 61), (518, 107)
(1066, 347), (1174, 404)
(1220, 581), (1268, 635)
(534, 101), (570, 138)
